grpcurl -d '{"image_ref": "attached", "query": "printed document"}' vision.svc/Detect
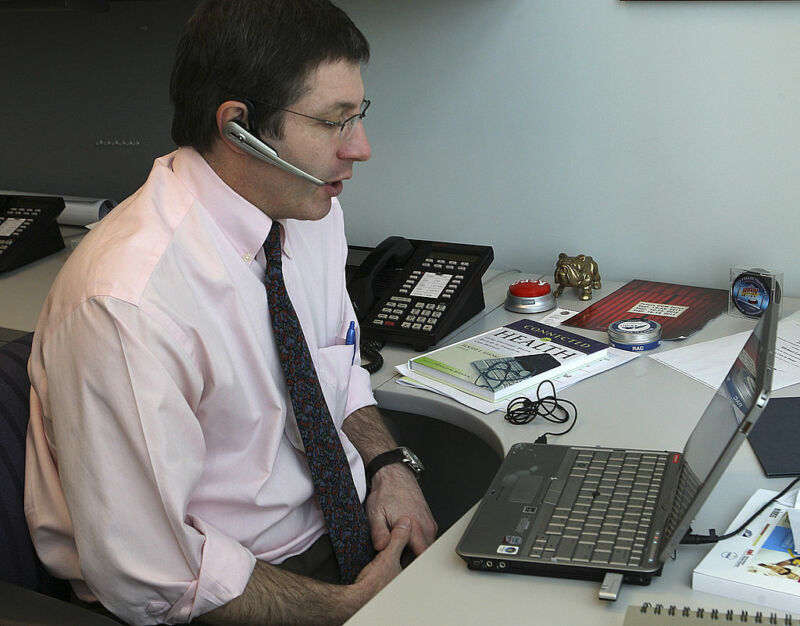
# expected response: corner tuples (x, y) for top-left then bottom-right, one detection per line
(650, 311), (800, 390)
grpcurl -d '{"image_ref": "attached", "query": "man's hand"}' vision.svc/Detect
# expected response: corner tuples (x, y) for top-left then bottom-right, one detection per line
(365, 463), (437, 556)
(341, 405), (437, 556)
(353, 516), (412, 594)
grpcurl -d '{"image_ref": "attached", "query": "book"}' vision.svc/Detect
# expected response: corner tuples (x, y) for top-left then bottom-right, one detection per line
(407, 319), (608, 402)
(563, 279), (728, 340)
(692, 488), (800, 615)
(624, 603), (797, 624)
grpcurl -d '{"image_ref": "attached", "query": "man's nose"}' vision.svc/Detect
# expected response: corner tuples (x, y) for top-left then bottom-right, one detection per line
(339, 123), (371, 162)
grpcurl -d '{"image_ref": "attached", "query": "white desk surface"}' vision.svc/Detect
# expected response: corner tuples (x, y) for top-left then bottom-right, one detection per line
(350, 279), (800, 625)
(3, 249), (795, 624)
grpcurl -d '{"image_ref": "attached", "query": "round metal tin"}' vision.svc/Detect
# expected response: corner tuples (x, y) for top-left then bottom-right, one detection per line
(608, 318), (662, 352)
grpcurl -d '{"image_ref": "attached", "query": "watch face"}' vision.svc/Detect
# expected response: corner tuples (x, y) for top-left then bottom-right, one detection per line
(400, 447), (425, 475)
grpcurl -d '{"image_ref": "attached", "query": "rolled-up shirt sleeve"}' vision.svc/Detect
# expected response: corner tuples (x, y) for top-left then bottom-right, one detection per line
(345, 360), (376, 419)
(28, 296), (255, 625)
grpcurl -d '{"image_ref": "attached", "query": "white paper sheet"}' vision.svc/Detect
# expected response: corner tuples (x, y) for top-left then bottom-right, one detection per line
(649, 311), (800, 391)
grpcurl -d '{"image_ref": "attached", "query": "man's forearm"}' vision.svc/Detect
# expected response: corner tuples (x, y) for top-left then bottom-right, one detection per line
(342, 405), (397, 464)
(344, 405), (438, 554)
(196, 560), (367, 626)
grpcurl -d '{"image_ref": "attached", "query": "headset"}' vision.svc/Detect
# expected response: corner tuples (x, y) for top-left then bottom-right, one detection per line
(222, 116), (325, 187)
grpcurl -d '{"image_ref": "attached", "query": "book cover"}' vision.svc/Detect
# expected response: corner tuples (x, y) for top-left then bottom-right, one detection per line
(563, 279), (728, 340)
(407, 319), (608, 401)
(692, 489), (800, 615)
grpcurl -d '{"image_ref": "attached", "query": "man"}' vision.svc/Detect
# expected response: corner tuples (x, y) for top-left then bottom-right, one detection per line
(24, 1), (436, 624)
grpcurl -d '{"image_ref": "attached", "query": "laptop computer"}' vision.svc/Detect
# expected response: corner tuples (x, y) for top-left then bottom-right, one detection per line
(456, 303), (778, 589)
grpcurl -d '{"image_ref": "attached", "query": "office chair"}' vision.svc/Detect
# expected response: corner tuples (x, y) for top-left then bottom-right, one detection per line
(0, 332), (120, 625)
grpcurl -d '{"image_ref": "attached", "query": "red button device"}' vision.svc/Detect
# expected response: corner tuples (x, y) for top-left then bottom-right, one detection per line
(509, 280), (551, 298)
(505, 279), (556, 313)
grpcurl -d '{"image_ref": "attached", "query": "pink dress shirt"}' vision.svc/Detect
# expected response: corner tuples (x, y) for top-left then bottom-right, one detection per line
(24, 147), (376, 625)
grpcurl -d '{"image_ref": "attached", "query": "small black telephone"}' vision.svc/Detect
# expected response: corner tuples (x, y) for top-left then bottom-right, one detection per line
(0, 195), (65, 273)
(347, 237), (494, 351)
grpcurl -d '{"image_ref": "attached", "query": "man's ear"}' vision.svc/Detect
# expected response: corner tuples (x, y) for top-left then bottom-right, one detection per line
(218, 99), (252, 130)
(215, 100), (251, 154)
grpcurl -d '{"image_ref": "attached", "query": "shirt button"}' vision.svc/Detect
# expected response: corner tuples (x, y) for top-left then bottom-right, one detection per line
(243, 252), (253, 263)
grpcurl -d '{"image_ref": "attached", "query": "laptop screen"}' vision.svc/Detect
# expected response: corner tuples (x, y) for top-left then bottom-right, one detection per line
(660, 303), (778, 557)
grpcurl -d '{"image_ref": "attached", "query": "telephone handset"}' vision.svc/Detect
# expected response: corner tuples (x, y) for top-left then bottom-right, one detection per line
(0, 195), (66, 273)
(347, 237), (494, 351)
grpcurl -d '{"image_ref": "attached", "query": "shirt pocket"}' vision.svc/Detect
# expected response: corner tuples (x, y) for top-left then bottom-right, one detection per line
(316, 344), (355, 429)
(283, 344), (354, 450)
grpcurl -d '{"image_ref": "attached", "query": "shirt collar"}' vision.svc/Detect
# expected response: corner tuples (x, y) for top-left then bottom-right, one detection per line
(172, 147), (274, 265)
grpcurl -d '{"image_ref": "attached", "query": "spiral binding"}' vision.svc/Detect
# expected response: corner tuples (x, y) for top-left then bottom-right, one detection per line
(627, 602), (797, 624)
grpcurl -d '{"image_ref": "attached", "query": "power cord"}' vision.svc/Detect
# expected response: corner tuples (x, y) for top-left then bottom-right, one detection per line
(504, 380), (578, 443)
(681, 476), (800, 545)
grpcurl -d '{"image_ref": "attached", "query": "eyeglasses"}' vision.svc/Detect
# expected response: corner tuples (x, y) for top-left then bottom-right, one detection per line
(279, 99), (371, 138)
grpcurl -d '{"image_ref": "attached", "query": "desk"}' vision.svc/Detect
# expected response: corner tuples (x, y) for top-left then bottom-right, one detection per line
(0, 227), (83, 332)
(349, 279), (800, 625)
(3, 252), (795, 623)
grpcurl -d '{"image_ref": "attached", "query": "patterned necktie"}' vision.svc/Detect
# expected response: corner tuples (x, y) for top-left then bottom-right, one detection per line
(264, 221), (374, 584)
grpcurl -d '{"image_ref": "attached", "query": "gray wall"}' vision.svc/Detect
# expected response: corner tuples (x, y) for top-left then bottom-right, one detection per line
(3, 1), (798, 295)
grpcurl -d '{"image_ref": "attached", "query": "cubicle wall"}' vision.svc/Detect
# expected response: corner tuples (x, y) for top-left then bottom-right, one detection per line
(2, 0), (799, 295)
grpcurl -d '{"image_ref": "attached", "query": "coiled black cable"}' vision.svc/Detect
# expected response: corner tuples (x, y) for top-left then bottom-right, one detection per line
(359, 339), (385, 374)
(504, 380), (578, 443)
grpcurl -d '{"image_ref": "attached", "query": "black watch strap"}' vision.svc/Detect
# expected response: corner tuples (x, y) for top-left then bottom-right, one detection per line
(365, 446), (425, 486)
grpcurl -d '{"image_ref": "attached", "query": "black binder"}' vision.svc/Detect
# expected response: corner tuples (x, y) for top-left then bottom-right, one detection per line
(748, 396), (800, 477)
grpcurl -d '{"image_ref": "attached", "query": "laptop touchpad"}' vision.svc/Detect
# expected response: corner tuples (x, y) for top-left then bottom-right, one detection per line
(508, 472), (543, 504)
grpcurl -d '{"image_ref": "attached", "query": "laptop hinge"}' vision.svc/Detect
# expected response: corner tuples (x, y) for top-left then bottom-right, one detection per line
(598, 572), (623, 601)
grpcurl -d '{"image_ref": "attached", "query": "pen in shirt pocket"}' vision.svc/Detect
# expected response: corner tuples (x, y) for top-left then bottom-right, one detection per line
(345, 320), (357, 364)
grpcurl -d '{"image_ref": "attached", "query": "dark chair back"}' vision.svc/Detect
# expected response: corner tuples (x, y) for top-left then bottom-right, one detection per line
(0, 333), (69, 600)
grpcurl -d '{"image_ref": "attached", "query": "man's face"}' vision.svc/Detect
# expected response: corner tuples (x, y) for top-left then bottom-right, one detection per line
(247, 60), (371, 221)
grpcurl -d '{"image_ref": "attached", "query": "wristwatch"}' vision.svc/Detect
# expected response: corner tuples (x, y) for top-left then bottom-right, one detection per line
(365, 446), (425, 486)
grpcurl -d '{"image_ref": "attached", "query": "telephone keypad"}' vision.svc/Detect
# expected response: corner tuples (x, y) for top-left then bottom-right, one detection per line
(370, 284), (457, 333)
(0, 195), (68, 273)
(362, 246), (493, 346)
(1, 207), (43, 239)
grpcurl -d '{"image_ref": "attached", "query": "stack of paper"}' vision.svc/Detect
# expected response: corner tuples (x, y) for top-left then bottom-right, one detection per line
(693, 488), (800, 614)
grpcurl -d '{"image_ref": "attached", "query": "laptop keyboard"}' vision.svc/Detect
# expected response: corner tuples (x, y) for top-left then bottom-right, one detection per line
(665, 461), (701, 539)
(529, 449), (668, 567)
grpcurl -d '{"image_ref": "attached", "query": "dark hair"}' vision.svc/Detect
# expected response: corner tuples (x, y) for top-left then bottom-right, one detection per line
(169, 0), (370, 153)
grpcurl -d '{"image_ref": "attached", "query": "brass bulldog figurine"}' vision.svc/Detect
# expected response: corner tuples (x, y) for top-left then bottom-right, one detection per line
(554, 253), (601, 300)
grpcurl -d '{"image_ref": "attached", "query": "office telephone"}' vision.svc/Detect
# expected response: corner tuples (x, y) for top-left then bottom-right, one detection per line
(347, 237), (494, 351)
(0, 195), (65, 273)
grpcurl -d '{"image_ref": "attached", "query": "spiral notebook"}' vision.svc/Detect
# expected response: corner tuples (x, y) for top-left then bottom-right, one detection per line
(624, 603), (797, 624)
